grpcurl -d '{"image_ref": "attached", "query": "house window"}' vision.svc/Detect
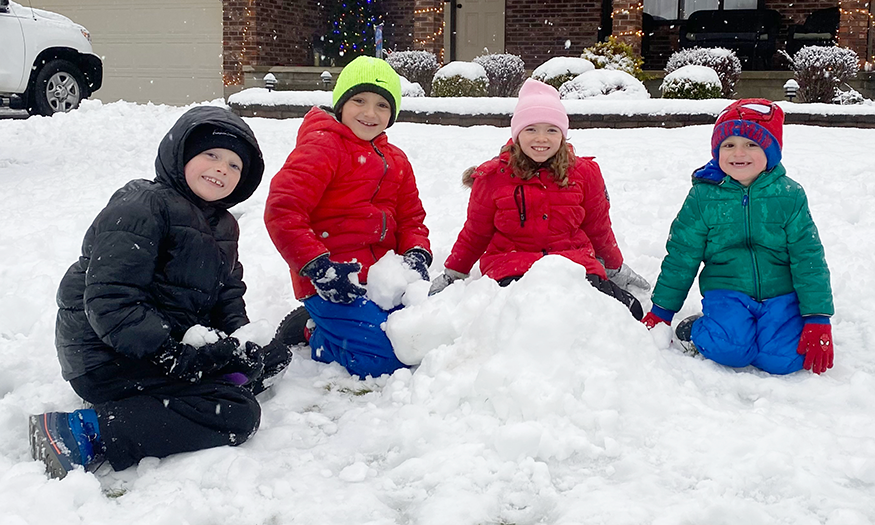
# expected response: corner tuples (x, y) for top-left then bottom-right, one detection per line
(644, 0), (758, 20)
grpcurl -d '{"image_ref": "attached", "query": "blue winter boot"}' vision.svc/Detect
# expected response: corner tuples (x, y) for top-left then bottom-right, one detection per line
(29, 409), (104, 479)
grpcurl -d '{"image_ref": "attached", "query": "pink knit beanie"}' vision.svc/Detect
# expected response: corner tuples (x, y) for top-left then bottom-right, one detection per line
(510, 78), (569, 142)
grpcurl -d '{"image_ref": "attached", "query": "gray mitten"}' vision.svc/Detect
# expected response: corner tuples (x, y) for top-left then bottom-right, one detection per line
(428, 268), (469, 296)
(606, 263), (651, 291)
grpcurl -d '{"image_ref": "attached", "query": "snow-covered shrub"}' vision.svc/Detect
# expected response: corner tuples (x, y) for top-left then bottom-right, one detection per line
(386, 50), (440, 96)
(431, 61), (489, 97)
(399, 76), (425, 97)
(660, 65), (722, 99)
(559, 69), (650, 100)
(780, 46), (859, 103)
(580, 36), (647, 81)
(834, 86), (865, 105)
(473, 53), (526, 97)
(665, 47), (741, 98)
(532, 57), (595, 91)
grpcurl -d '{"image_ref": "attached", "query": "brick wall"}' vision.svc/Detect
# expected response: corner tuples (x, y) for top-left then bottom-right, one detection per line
(613, 0), (644, 55)
(413, 0), (444, 59)
(382, 0), (417, 53)
(224, 0), (326, 86)
(837, 0), (872, 62)
(505, 0), (602, 68)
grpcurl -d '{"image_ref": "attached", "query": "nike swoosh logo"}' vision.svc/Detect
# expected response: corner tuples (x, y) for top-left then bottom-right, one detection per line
(375, 79), (387, 84)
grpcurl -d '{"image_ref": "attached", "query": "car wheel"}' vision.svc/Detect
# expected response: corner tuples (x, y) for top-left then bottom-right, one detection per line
(31, 59), (87, 116)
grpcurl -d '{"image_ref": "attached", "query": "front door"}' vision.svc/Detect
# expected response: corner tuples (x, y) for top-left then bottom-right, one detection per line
(455, 0), (505, 61)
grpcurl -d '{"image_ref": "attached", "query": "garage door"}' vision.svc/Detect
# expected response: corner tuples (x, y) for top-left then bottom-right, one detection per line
(33, 0), (222, 106)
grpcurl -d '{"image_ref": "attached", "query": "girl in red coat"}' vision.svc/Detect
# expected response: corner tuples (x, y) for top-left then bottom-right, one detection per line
(265, 56), (431, 379)
(430, 79), (646, 319)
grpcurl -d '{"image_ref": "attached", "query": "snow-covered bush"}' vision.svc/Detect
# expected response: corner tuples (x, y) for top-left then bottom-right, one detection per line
(834, 86), (865, 105)
(660, 65), (722, 99)
(386, 50), (440, 96)
(780, 46), (859, 103)
(558, 69), (650, 100)
(665, 47), (741, 98)
(399, 76), (425, 98)
(431, 61), (489, 97)
(580, 36), (647, 81)
(473, 53), (526, 97)
(532, 57), (595, 91)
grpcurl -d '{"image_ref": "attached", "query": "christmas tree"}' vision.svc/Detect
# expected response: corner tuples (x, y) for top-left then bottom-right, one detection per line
(323, 0), (384, 66)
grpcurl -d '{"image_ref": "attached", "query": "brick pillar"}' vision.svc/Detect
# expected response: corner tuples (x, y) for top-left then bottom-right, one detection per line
(413, 0), (444, 60)
(223, 0), (257, 87)
(838, 0), (872, 64)
(611, 0), (644, 55)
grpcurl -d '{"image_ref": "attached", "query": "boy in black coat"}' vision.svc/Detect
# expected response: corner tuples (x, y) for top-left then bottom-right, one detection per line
(29, 106), (284, 479)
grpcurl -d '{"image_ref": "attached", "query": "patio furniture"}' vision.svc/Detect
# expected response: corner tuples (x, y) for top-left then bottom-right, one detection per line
(787, 7), (840, 56)
(680, 8), (782, 69)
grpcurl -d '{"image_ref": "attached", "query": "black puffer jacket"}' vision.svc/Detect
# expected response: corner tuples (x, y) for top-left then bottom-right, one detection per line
(56, 106), (265, 380)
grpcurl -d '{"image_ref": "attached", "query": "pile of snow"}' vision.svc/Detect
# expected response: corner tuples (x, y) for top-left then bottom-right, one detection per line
(1, 99), (874, 524)
(434, 61), (488, 82)
(399, 76), (425, 98)
(532, 56), (595, 83)
(660, 64), (722, 99)
(559, 69), (650, 100)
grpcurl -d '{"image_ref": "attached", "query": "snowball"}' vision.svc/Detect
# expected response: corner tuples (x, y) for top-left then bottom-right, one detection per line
(366, 251), (428, 311)
(181, 325), (223, 347)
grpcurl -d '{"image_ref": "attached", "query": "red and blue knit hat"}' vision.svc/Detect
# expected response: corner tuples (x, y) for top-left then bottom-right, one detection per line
(711, 98), (784, 170)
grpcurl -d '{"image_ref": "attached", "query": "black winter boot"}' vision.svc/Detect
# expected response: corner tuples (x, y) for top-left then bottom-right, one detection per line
(675, 314), (703, 355)
(249, 307), (310, 394)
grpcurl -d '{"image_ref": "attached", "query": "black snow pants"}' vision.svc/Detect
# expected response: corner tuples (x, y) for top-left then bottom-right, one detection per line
(69, 356), (261, 471)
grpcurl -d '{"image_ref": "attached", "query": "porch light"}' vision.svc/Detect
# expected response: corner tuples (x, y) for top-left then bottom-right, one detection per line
(321, 71), (332, 89)
(264, 73), (277, 92)
(783, 79), (799, 102)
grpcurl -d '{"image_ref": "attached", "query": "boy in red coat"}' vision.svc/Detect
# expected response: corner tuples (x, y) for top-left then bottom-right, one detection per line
(265, 56), (431, 379)
(430, 79), (647, 319)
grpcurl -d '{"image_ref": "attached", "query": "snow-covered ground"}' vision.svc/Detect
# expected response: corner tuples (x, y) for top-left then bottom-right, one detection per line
(1, 99), (874, 525)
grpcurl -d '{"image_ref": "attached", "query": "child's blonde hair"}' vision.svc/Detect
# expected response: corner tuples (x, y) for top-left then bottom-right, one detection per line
(501, 138), (574, 187)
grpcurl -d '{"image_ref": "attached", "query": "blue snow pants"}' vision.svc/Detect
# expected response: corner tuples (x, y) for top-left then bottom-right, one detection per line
(691, 290), (805, 375)
(303, 295), (407, 378)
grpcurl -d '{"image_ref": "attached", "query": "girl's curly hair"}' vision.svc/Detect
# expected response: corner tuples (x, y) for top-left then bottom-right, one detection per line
(500, 138), (573, 187)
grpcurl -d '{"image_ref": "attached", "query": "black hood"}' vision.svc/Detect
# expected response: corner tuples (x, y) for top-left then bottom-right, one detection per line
(154, 106), (264, 209)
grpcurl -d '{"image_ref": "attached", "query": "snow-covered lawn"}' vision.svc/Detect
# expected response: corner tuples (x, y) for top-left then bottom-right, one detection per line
(1, 99), (874, 525)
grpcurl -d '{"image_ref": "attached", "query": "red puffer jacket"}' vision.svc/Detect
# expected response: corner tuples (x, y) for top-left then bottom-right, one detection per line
(444, 145), (622, 281)
(265, 107), (430, 300)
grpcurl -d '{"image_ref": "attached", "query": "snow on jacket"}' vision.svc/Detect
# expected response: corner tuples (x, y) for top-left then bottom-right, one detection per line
(55, 106), (265, 381)
(444, 144), (623, 281)
(264, 107), (430, 300)
(650, 162), (833, 316)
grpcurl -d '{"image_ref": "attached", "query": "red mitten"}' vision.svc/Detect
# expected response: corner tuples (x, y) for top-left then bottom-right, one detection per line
(642, 312), (670, 330)
(796, 323), (834, 374)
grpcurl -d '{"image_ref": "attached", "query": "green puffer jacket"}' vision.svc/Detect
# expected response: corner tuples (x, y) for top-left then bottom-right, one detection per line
(651, 162), (833, 317)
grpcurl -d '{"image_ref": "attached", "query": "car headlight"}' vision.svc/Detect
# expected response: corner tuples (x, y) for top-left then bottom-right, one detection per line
(80, 28), (91, 44)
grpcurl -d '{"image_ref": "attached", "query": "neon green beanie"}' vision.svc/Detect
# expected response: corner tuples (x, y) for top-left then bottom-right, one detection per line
(332, 56), (402, 127)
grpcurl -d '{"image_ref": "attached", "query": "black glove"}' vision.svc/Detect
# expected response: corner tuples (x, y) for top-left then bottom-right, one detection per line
(218, 341), (265, 386)
(402, 248), (432, 282)
(301, 254), (367, 305)
(151, 337), (240, 383)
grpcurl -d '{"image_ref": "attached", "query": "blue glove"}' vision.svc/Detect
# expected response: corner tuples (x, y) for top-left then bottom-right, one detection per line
(403, 248), (432, 282)
(301, 254), (367, 305)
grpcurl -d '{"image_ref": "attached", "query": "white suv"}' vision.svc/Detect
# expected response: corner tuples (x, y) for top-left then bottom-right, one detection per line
(0, 0), (102, 116)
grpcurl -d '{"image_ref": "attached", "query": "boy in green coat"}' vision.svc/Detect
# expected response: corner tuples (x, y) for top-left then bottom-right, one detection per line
(642, 99), (834, 375)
